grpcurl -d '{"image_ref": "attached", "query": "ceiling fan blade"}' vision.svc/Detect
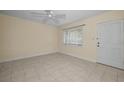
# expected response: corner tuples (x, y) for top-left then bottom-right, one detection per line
(54, 14), (66, 19)
(45, 10), (51, 13)
(31, 14), (48, 18)
(30, 12), (46, 15)
(52, 18), (59, 24)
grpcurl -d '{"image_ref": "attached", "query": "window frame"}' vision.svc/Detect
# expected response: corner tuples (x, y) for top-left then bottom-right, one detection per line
(63, 26), (83, 46)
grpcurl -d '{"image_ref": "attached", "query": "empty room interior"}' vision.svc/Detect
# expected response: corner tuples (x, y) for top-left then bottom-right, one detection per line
(0, 10), (124, 82)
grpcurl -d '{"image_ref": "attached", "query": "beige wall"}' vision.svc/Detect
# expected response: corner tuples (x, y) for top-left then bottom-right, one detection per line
(1, 11), (124, 63)
(59, 11), (124, 62)
(0, 14), (58, 62)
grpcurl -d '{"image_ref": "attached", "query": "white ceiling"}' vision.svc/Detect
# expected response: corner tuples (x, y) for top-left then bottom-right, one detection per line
(0, 10), (108, 26)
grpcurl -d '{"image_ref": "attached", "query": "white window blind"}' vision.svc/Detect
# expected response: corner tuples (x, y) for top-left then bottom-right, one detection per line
(64, 26), (83, 46)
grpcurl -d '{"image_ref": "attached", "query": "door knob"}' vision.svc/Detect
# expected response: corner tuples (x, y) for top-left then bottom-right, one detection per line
(97, 44), (100, 47)
(97, 42), (100, 47)
(97, 42), (100, 44)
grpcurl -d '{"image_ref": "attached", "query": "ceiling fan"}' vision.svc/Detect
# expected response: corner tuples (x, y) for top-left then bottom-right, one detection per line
(30, 10), (66, 24)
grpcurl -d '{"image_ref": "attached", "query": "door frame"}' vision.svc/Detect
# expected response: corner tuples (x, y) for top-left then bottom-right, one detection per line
(96, 19), (124, 69)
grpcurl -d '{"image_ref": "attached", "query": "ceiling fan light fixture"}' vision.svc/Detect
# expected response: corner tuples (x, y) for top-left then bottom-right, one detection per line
(50, 11), (53, 14)
(48, 14), (52, 17)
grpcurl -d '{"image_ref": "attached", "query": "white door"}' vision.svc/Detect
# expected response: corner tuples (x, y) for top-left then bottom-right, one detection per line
(97, 20), (124, 69)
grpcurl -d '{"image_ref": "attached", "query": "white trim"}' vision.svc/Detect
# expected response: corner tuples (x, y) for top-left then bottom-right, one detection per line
(60, 51), (96, 63)
(0, 51), (96, 63)
(96, 19), (124, 69)
(122, 20), (124, 65)
(0, 51), (58, 63)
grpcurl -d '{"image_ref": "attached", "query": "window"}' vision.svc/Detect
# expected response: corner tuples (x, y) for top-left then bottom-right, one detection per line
(64, 26), (83, 46)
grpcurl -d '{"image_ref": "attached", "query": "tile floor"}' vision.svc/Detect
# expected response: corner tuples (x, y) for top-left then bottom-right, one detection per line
(0, 53), (124, 82)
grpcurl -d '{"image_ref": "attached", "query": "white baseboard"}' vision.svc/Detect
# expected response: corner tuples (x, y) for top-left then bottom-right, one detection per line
(0, 50), (96, 63)
(60, 51), (96, 63)
(0, 51), (58, 63)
